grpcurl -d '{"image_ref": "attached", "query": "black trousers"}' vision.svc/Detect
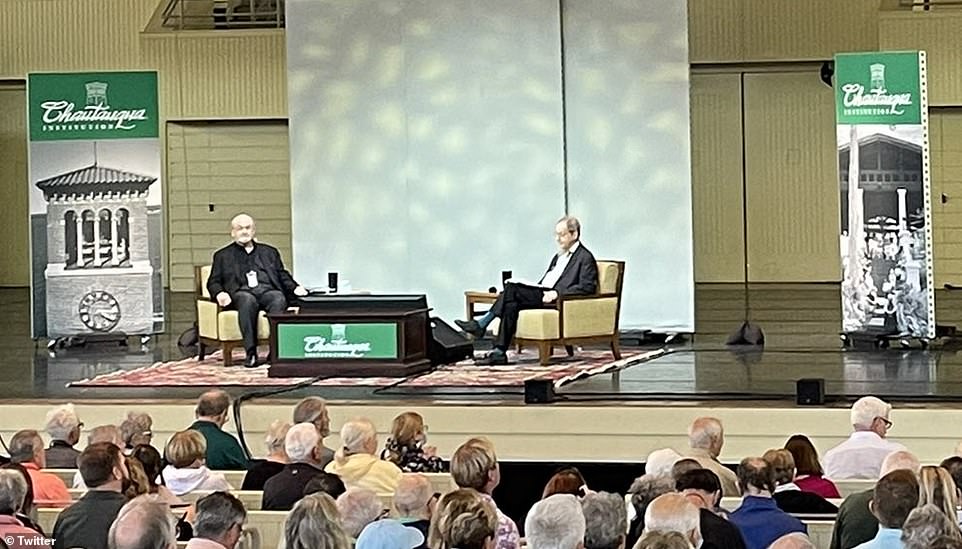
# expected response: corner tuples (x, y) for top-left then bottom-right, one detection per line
(231, 289), (286, 353)
(491, 282), (551, 349)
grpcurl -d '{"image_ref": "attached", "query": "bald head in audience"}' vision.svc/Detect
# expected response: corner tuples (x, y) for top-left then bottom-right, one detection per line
(107, 495), (177, 549)
(643, 493), (702, 549)
(393, 473), (434, 521)
(688, 418), (724, 458)
(737, 457), (776, 496)
(880, 450), (921, 476)
(195, 390), (231, 426)
(767, 533), (816, 549)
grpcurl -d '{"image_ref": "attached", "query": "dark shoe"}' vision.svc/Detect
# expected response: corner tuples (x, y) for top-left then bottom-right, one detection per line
(455, 319), (485, 339)
(474, 349), (508, 365)
(244, 352), (260, 368)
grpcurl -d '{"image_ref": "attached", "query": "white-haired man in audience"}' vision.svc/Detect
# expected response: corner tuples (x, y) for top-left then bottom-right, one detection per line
(823, 396), (906, 480)
(394, 473), (435, 548)
(292, 396), (335, 466)
(682, 417), (739, 496)
(729, 457), (806, 549)
(526, 493), (586, 549)
(769, 533), (817, 549)
(187, 492), (248, 549)
(8, 429), (71, 507)
(107, 495), (178, 549)
(450, 436), (520, 549)
(325, 417), (402, 493)
(73, 424), (125, 489)
(44, 403), (83, 468)
(643, 493), (702, 549)
(830, 450), (921, 549)
(263, 423), (338, 511)
(336, 488), (384, 540)
(646, 448), (682, 477)
(582, 492), (626, 549)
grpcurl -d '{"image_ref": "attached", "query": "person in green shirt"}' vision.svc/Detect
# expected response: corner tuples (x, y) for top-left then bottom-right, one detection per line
(188, 390), (248, 470)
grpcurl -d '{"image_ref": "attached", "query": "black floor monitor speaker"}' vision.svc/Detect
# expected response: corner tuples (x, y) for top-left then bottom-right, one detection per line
(796, 378), (825, 405)
(429, 317), (474, 366)
(524, 379), (556, 404)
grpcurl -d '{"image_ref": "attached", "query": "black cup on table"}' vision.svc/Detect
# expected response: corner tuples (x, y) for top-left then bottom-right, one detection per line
(328, 272), (338, 293)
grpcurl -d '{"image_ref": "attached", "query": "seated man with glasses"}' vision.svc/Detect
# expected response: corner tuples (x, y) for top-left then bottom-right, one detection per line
(823, 396), (906, 480)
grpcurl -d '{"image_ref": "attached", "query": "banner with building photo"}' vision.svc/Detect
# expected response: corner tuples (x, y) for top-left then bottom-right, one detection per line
(27, 71), (164, 339)
(835, 51), (934, 339)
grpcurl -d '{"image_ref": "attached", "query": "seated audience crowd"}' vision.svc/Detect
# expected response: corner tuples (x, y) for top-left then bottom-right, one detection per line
(5, 394), (962, 549)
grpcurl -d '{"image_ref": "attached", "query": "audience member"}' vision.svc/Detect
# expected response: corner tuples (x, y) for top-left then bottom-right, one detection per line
(188, 390), (248, 470)
(393, 473), (435, 548)
(929, 536), (962, 549)
(124, 456), (151, 500)
(626, 474), (675, 548)
(938, 456), (962, 496)
(119, 412), (153, 454)
(830, 450), (921, 549)
(901, 504), (962, 549)
(336, 488), (384, 539)
(852, 469), (918, 548)
(643, 493), (702, 549)
(762, 448), (838, 514)
(107, 495), (178, 549)
(44, 404), (83, 468)
(544, 467), (588, 498)
(53, 442), (129, 549)
(646, 448), (683, 477)
(325, 418), (402, 493)
(582, 492), (626, 549)
(824, 397), (906, 480)
(0, 463), (43, 534)
(292, 397), (335, 467)
(72, 424), (124, 489)
(525, 493), (586, 549)
(450, 437), (520, 549)
(671, 459), (702, 483)
(187, 492), (247, 549)
(675, 469), (747, 549)
(428, 489), (498, 549)
(357, 519), (425, 549)
(302, 472), (346, 500)
(682, 418), (739, 496)
(381, 412), (445, 473)
(633, 530), (692, 549)
(729, 457), (806, 549)
(8, 430), (70, 506)
(161, 430), (232, 496)
(242, 420), (290, 490)
(263, 423), (339, 511)
(284, 492), (351, 549)
(129, 444), (180, 504)
(918, 466), (961, 529)
(768, 533), (816, 549)
(784, 434), (840, 498)
(0, 470), (46, 544)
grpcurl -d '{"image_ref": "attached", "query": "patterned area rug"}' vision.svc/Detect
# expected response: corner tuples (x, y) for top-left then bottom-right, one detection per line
(68, 349), (663, 389)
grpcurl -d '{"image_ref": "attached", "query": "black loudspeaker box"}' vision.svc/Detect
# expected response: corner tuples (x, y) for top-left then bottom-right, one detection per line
(524, 379), (555, 404)
(796, 378), (825, 405)
(429, 317), (474, 366)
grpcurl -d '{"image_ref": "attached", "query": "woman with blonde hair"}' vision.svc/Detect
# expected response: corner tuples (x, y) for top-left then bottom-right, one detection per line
(428, 489), (497, 549)
(919, 466), (962, 529)
(381, 412), (445, 473)
(285, 492), (352, 549)
(161, 429), (232, 496)
(325, 418), (402, 493)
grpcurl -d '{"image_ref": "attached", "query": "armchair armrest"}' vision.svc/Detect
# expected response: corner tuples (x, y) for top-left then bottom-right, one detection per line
(197, 299), (222, 339)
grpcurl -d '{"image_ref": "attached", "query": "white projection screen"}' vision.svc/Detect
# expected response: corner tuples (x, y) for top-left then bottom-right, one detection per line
(286, 0), (693, 332)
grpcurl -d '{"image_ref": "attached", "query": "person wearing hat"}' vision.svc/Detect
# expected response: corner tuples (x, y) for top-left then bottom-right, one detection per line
(355, 519), (425, 549)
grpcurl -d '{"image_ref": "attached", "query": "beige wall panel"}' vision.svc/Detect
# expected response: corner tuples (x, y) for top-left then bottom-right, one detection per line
(743, 72), (839, 282)
(930, 110), (962, 287)
(0, 87), (29, 286)
(879, 12), (962, 106)
(167, 122), (291, 292)
(0, 0), (155, 77)
(690, 73), (745, 282)
(688, 0), (878, 64)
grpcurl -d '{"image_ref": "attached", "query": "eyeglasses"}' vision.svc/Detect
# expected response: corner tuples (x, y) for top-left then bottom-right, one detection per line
(877, 417), (893, 429)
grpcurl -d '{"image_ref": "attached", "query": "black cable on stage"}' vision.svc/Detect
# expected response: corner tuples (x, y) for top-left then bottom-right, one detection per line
(231, 374), (330, 460)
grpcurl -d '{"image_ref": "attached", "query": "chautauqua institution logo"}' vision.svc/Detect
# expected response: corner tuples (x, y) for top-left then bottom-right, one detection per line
(303, 324), (373, 357)
(840, 63), (913, 117)
(38, 81), (148, 133)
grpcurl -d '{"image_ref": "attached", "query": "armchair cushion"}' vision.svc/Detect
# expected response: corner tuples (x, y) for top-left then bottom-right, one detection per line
(217, 311), (270, 341)
(517, 310), (560, 340)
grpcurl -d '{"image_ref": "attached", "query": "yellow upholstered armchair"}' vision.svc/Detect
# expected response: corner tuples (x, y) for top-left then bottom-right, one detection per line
(514, 260), (625, 365)
(195, 265), (270, 366)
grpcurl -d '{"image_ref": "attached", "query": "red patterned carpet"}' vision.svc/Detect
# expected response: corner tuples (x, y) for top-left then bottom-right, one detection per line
(69, 349), (662, 389)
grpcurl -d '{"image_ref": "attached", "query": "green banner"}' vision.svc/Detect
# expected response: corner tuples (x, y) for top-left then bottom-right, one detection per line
(28, 71), (159, 141)
(835, 52), (922, 125)
(277, 323), (399, 359)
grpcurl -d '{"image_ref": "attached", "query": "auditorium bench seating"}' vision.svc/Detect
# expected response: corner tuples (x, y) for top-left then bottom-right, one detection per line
(47, 468), (250, 489)
(514, 260), (625, 365)
(833, 479), (876, 497)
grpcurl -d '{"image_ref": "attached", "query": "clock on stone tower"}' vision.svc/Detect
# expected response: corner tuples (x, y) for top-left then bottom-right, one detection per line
(36, 164), (157, 336)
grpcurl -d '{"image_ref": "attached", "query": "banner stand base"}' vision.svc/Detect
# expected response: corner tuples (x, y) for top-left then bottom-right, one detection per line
(47, 333), (130, 351)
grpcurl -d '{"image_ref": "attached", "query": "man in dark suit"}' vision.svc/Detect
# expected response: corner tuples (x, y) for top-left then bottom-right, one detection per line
(207, 213), (307, 367)
(456, 216), (598, 365)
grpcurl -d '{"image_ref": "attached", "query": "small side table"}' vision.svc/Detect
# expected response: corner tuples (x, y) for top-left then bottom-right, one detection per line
(464, 291), (498, 320)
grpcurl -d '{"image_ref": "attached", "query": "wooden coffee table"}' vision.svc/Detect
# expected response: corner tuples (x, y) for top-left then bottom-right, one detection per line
(464, 291), (498, 320)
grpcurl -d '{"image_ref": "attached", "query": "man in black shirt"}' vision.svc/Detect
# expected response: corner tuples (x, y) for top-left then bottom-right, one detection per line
(262, 423), (336, 511)
(676, 469), (749, 549)
(52, 442), (129, 549)
(207, 213), (307, 367)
